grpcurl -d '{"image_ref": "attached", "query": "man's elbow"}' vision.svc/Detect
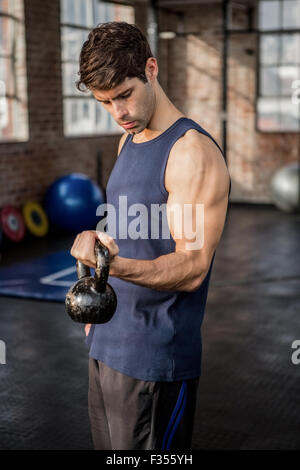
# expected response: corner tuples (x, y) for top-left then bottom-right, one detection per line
(181, 276), (202, 293)
(178, 252), (212, 292)
(183, 267), (211, 292)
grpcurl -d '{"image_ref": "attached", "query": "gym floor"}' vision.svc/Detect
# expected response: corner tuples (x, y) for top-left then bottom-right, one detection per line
(0, 203), (299, 450)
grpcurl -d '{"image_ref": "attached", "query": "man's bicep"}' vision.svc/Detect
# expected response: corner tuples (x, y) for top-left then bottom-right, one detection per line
(166, 141), (230, 270)
(198, 189), (229, 266)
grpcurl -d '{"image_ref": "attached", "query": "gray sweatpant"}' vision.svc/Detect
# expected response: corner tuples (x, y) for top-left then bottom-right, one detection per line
(88, 357), (200, 450)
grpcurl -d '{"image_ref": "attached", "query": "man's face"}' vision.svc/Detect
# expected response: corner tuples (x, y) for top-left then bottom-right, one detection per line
(90, 77), (155, 135)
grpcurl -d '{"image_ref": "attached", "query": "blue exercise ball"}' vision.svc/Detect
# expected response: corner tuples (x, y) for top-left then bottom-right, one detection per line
(44, 173), (105, 233)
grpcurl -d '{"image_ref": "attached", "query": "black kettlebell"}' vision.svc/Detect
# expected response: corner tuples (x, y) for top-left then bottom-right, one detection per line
(65, 239), (117, 324)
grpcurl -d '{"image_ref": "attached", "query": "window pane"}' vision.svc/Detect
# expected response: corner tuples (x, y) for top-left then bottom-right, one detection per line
(64, 98), (91, 135)
(281, 34), (300, 64)
(257, 97), (281, 130)
(0, 57), (15, 95)
(115, 4), (135, 24)
(62, 62), (84, 96)
(278, 65), (300, 95)
(94, 0), (111, 23)
(61, 1), (134, 136)
(77, 0), (93, 27)
(95, 103), (123, 133)
(0, 96), (28, 140)
(60, 0), (68, 23)
(0, 2), (28, 142)
(280, 98), (300, 130)
(283, 0), (300, 29)
(0, 80), (8, 129)
(96, 101), (108, 129)
(61, 0), (75, 24)
(61, 0), (84, 26)
(96, 101), (102, 124)
(61, 26), (88, 62)
(260, 35), (280, 64)
(61, 0), (94, 27)
(61, 0), (135, 29)
(0, 0), (19, 15)
(260, 65), (299, 97)
(260, 66), (280, 96)
(94, 0), (135, 25)
(64, 98), (123, 136)
(0, 96), (12, 138)
(0, 16), (15, 56)
(259, 1), (280, 31)
(79, 0), (88, 27)
(257, 96), (300, 131)
(0, 0), (9, 13)
(109, 112), (123, 132)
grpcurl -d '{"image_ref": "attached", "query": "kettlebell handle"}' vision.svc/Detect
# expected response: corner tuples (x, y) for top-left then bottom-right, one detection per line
(76, 238), (110, 293)
(94, 238), (110, 292)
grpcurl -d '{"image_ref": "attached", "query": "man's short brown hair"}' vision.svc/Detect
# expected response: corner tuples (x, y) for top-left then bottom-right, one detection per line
(76, 22), (153, 92)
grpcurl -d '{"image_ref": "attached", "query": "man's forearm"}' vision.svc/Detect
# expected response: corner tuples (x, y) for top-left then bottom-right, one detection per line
(108, 251), (204, 292)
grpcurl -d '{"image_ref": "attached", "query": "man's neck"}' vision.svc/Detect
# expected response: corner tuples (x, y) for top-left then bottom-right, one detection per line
(132, 87), (185, 144)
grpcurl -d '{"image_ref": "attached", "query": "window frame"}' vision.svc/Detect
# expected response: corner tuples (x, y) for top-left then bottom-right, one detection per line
(0, 6), (29, 143)
(256, 0), (300, 133)
(60, 0), (134, 139)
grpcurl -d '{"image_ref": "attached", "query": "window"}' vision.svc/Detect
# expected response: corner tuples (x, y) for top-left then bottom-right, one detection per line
(257, 0), (300, 131)
(60, 0), (135, 137)
(0, 0), (28, 141)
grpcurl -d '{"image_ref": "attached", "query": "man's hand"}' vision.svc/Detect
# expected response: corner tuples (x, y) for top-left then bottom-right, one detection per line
(70, 230), (119, 269)
(70, 230), (119, 335)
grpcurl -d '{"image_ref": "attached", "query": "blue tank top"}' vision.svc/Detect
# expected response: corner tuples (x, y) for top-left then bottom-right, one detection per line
(86, 117), (230, 381)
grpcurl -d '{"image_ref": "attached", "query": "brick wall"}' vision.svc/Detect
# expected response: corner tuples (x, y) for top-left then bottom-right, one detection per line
(158, 4), (223, 148)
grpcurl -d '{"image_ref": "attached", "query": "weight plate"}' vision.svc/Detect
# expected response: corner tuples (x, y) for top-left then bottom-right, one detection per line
(0, 206), (26, 242)
(22, 201), (49, 237)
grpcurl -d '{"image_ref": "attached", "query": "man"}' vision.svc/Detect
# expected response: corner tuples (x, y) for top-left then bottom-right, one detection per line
(71, 21), (231, 450)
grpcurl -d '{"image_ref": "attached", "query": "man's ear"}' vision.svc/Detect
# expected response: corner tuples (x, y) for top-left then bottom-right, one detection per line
(145, 57), (158, 82)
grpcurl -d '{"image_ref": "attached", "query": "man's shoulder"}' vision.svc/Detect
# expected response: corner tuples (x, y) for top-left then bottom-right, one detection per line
(169, 126), (224, 171)
(173, 127), (221, 156)
(165, 125), (229, 194)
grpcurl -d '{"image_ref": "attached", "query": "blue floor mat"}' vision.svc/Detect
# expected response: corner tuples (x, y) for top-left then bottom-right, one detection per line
(0, 250), (81, 302)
